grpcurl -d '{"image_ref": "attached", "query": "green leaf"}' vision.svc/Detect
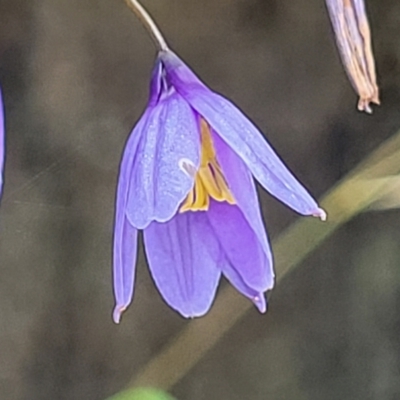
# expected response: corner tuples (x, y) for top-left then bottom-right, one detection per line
(107, 387), (177, 400)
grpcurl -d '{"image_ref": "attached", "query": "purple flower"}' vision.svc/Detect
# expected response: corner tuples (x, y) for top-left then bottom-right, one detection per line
(112, 50), (325, 323)
(325, 0), (379, 113)
(0, 89), (4, 198)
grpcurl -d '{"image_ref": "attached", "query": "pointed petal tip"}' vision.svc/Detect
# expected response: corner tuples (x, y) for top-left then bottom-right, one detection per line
(112, 305), (127, 324)
(357, 99), (373, 114)
(357, 95), (380, 114)
(314, 208), (327, 221)
(253, 294), (267, 313)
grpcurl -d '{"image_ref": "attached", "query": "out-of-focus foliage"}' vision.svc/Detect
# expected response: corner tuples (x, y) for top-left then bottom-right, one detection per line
(107, 387), (176, 400)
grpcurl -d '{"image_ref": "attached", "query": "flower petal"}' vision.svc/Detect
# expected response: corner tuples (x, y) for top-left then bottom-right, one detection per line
(112, 217), (138, 324)
(212, 131), (274, 280)
(112, 109), (148, 323)
(191, 95), (322, 217)
(207, 134), (273, 309)
(143, 211), (221, 318)
(162, 52), (324, 218)
(221, 264), (267, 313)
(207, 200), (273, 293)
(149, 59), (164, 107)
(0, 88), (4, 198)
(126, 93), (200, 229)
(159, 50), (209, 93)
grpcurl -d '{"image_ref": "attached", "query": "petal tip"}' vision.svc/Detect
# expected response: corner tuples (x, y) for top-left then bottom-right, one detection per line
(314, 208), (327, 221)
(178, 306), (209, 319)
(357, 98), (380, 114)
(253, 294), (267, 313)
(357, 100), (373, 114)
(112, 305), (127, 324)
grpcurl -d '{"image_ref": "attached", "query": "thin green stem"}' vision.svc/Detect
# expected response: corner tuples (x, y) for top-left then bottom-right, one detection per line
(124, 0), (168, 51)
(126, 128), (400, 391)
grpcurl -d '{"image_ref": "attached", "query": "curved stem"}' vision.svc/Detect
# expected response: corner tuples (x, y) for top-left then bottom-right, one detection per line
(124, 0), (169, 51)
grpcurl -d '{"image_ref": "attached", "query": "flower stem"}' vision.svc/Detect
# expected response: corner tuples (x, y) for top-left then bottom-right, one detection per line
(124, 0), (169, 51)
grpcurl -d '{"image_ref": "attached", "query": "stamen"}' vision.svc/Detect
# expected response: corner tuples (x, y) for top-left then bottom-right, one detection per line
(212, 163), (235, 204)
(180, 187), (194, 212)
(180, 119), (236, 213)
(199, 167), (224, 201)
(191, 177), (209, 211)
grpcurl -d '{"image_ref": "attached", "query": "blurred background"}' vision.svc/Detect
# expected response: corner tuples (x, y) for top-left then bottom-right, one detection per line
(1, 0), (400, 399)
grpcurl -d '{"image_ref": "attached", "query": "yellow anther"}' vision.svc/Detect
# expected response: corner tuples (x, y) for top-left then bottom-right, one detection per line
(180, 119), (235, 213)
(191, 176), (208, 211)
(179, 187), (194, 212)
(213, 165), (235, 204)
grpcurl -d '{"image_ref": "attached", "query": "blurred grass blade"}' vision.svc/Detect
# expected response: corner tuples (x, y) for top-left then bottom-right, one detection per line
(366, 177), (400, 211)
(128, 130), (400, 392)
(106, 387), (177, 400)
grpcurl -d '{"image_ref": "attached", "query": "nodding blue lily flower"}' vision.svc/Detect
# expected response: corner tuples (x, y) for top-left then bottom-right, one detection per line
(0, 89), (4, 198)
(325, 0), (379, 113)
(113, 50), (326, 323)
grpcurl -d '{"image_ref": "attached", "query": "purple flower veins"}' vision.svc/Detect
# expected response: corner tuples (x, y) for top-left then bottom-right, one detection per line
(112, 49), (326, 323)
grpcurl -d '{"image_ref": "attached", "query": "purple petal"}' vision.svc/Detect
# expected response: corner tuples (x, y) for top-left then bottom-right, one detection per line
(149, 59), (164, 107)
(126, 92), (200, 229)
(192, 93), (324, 218)
(161, 51), (324, 218)
(148, 58), (175, 107)
(207, 200), (273, 293)
(0, 88), (4, 198)
(112, 109), (150, 323)
(112, 218), (138, 324)
(220, 263), (267, 313)
(159, 50), (209, 93)
(143, 211), (221, 318)
(207, 133), (273, 309)
(212, 132), (273, 277)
